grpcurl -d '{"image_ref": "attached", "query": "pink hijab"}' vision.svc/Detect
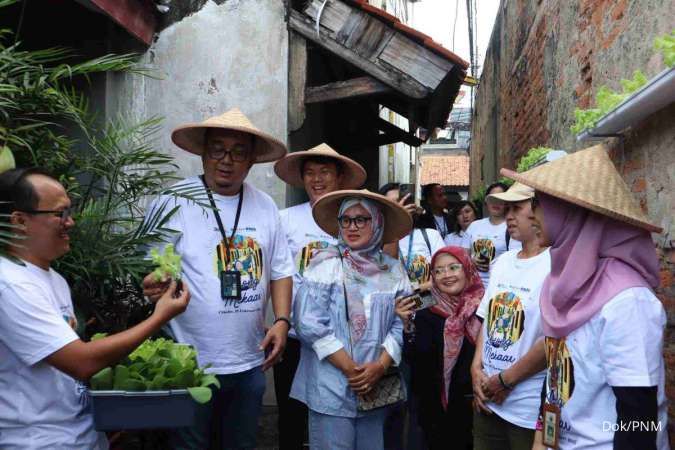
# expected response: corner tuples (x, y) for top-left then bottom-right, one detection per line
(538, 193), (659, 338)
(429, 246), (484, 410)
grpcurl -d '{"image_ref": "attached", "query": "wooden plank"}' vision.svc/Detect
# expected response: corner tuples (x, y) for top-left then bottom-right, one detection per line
(305, 76), (393, 104)
(90, 0), (155, 45)
(289, 10), (429, 99)
(379, 33), (456, 89)
(288, 32), (308, 132)
(375, 118), (424, 147)
(304, 0), (352, 34)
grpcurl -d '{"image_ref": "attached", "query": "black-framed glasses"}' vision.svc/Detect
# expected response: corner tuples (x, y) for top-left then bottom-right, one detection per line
(205, 143), (251, 162)
(21, 207), (73, 222)
(338, 215), (372, 230)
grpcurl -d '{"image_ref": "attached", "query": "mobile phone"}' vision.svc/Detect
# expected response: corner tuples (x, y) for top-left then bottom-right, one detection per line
(399, 184), (415, 205)
(396, 292), (437, 311)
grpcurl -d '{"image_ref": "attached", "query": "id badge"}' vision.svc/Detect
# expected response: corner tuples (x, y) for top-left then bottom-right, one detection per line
(220, 270), (241, 300)
(542, 402), (561, 449)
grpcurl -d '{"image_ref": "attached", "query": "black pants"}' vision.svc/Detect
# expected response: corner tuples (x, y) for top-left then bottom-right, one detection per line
(273, 336), (308, 450)
(421, 396), (473, 450)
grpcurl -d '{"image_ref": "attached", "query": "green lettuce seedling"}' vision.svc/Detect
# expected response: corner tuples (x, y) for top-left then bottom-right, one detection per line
(150, 244), (182, 282)
(90, 337), (220, 404)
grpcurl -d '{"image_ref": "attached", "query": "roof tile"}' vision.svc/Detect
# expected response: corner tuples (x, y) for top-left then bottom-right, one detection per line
(420, 155), (470, 186)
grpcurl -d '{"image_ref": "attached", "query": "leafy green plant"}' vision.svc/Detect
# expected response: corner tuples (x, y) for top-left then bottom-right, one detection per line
(516, 146), (552, 173)
(570, 70), (648, 134)
(0, 0), (207, 333)
(654, 30), (675, 67)
(150, 244), (182, 281)
(89, 336), (220, 404)
(0, 146), (15, 173)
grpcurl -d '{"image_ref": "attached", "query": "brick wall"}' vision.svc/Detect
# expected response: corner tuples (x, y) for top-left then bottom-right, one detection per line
(471, 0), (675, 442)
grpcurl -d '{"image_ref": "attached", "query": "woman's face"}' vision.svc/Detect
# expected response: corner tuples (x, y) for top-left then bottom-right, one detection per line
(456, 204), (477, 231)
(486, 187), (506, 218)
(432, 253), (467, 296)
(339, 204), (375, 250)
(531, 195), (552, 247)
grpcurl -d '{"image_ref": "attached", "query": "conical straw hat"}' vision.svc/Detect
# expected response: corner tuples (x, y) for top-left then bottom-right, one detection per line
(171, 108), (287, 163)
(274, 143), (367, 189)
(500, 144), (662, 233)
(312, 189), (413, 244)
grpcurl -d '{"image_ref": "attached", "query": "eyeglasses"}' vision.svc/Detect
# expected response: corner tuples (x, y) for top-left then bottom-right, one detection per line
(205, 143), (251, 162)
(21, 207), (73, 223)
(337, 215), (372, 230)
(432, 263), (463, 276)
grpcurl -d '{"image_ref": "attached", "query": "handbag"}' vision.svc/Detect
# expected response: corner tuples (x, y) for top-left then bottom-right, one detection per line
(338, 252), (405, 411)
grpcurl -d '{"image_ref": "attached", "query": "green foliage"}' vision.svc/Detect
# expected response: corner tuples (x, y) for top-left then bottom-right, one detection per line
(654, 30), (675, 67)
(516, 146), (552, 173)
(471, 177), (513, 207)
(150, 244), (182, 281)
(0, 146), (15, 172)
(90, 337), (220, 404)
(570, 70), (648, 135)
(0, 3), (207, 332)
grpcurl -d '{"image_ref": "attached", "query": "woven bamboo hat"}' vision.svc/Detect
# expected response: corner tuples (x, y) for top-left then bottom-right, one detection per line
(500, 144), (662, 233)
(487, 182), (535, 203)
(171, 108), (287, 163)
(312, 189), (413, 243)
(273, 143), (367, 189)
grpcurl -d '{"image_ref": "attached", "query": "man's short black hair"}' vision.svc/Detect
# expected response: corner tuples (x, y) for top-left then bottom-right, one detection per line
(378, 182), (400, 196)
(486, 181), (509, 196)
(0, 167), (56, 222)
(422, 183), (442, 200)
(300, 156), (344, 177)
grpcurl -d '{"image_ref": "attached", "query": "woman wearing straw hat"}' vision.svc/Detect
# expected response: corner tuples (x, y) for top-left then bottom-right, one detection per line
(273, 143), (366, 450)
(142, 108), (295, 450)
(290, 189), (413, 450)
(500, 145), (668, 450)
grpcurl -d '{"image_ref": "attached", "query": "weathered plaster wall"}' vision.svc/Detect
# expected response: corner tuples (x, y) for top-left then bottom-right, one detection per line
(471, 0), (675, 440)
(107, 0), (289, 207)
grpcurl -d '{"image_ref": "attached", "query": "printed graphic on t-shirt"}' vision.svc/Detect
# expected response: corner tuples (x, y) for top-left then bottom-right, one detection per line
(297, 240), (331, 276)
(545, 337), (575, 408)
(214, 233), (263, 291)
(472, 238), (496, 263)
(405, 254), (431, 284)
(486, 292), (525, 351)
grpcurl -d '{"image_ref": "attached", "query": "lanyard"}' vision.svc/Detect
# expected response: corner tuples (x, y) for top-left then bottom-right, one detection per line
(398, 231), (415, 271)
(200, 175), (244, 266)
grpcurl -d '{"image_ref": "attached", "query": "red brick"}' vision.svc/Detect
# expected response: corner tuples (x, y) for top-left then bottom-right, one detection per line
(632, 177), (646, 193)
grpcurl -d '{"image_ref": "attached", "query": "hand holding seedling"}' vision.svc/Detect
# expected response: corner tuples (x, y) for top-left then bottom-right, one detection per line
(144, 245), (183, 302)
(153, 279), (191, 322)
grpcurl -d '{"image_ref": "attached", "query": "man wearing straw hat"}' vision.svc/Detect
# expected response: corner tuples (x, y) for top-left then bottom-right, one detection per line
(273, 143), (366, 450)
(142, 108), (295, 449)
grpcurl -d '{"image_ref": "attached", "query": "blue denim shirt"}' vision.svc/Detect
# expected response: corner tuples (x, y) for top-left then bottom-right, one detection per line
(290, 254), (412, 417)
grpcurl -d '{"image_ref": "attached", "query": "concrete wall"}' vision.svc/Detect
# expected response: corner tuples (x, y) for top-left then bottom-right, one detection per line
(471, 0), (675, 439)
(106, 0), (289, 207)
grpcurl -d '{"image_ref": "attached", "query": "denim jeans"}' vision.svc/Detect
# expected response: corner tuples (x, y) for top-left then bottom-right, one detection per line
(309, 407), (390, 450)
(169, 366), (266, 450)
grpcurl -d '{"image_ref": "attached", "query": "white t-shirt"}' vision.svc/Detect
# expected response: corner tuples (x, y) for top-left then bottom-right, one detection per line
(476, 249), (550, 429)
(279, 201), (337, 337)
(444, 230), (471, 250)
(398, 228), (446, 286)
(148, 178), (295, 374)
(542, 287), (669, 450)
(466, 218), (521, 287)
(0, 258), (108, 450)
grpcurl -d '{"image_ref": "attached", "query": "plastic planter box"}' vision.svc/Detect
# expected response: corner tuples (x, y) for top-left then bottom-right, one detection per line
(89, 389), (198, 431)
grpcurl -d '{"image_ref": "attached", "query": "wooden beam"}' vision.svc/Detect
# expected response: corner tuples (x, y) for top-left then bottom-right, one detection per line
(90, 0), (156, 45)
(305, 76), (392, 104)
(375, 118), (424, 147)
(288, 32), (307, 132)
(288, 10), (429, 100)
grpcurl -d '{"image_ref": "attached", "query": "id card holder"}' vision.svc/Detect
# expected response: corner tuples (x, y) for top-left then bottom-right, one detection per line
(220, 270), (241, 300)
(542, 402), (561, 449)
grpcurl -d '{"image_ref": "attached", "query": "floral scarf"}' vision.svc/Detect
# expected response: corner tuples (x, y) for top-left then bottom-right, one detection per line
(429, 246), (484, 410)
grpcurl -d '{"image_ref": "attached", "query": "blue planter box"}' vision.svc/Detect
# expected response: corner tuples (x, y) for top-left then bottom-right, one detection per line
(89, 389), (198, 431)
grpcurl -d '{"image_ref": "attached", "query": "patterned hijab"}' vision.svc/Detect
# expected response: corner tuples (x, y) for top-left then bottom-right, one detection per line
(429, 246), (484, 410)
(313, 197), (392, 342)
